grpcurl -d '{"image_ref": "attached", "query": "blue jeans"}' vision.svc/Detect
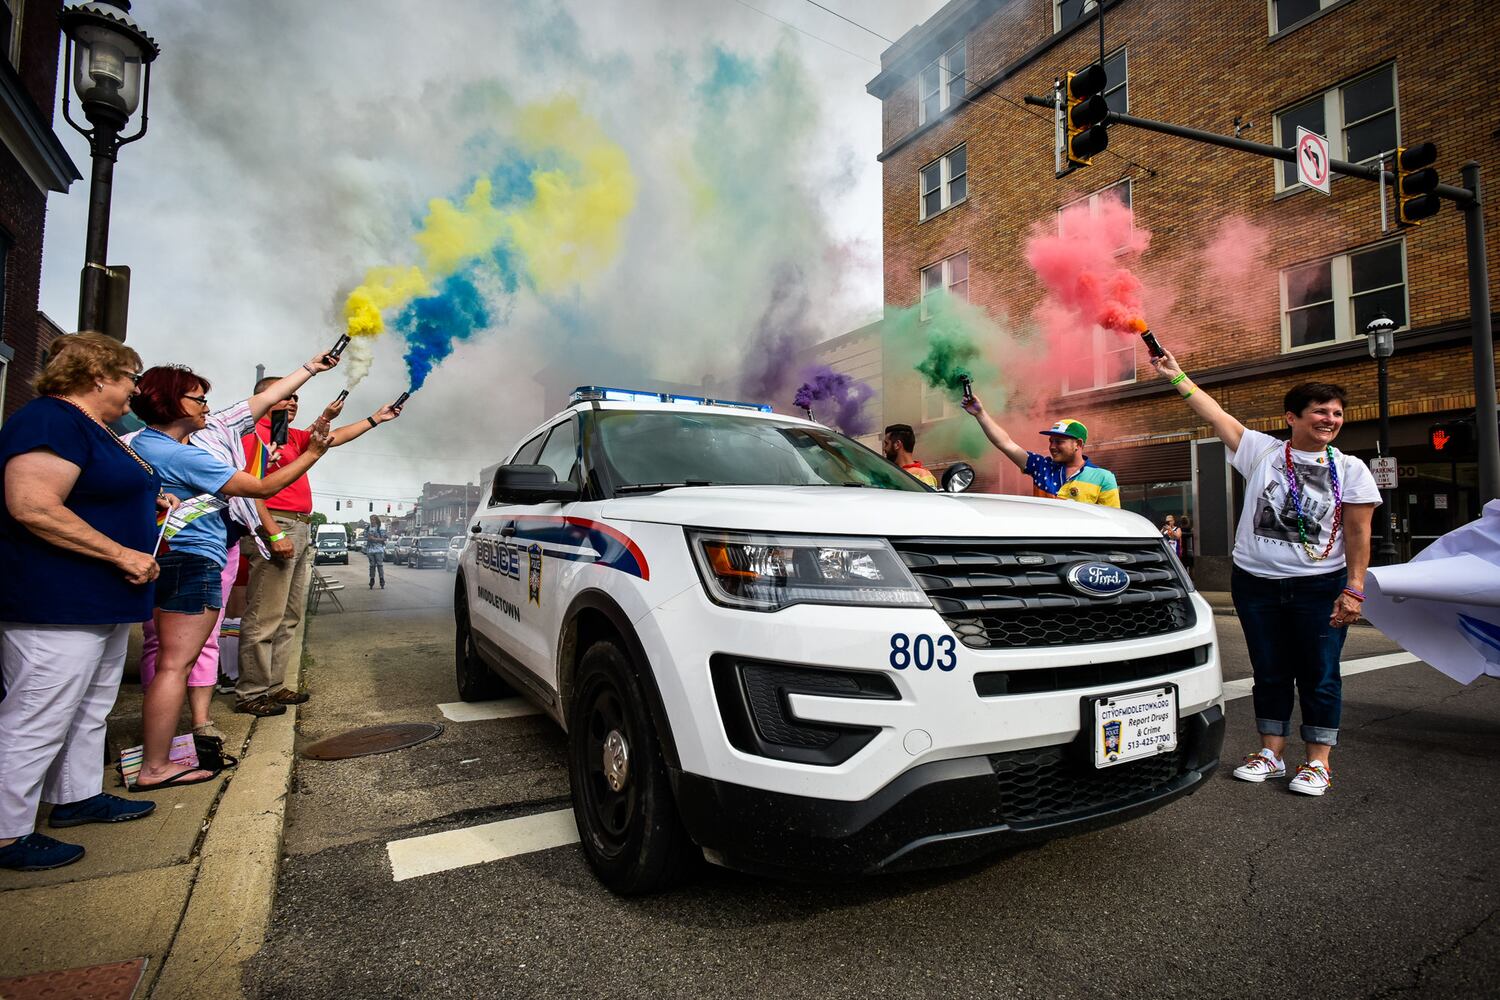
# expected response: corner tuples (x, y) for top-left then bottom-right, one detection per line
(1231, 566), (1348, 747)
(366, 549), (385, 586)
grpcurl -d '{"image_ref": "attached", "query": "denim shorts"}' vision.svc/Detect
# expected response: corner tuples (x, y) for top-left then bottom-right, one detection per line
(155, 552), (225, 615)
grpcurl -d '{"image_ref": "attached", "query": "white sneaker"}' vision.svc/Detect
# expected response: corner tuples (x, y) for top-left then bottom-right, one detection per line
(1289, 761), (1332, 796)
(1232, 748), (1286, 782)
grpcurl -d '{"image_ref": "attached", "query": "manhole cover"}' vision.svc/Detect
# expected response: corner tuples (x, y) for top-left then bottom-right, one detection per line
(301, 723), (444, 761)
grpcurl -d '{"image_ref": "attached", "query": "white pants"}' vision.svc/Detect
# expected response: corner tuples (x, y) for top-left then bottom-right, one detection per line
(0, 622), (130, 838)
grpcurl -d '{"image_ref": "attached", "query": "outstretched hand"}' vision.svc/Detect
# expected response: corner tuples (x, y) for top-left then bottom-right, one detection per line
(1150, 346), (1184, 380)
(307, 424), (335, 455)
(321, 395), (346, 422)
(306, 351), (341, 374)
(372, 403), (402, 424)
(961, 392), (984, 416)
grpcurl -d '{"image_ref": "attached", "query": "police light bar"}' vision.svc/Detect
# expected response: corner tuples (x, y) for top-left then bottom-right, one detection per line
(568, 386), (772, 412)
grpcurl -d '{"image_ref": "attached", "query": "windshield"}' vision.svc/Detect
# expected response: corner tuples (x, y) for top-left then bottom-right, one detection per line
(417, 537), (447, 549)
(317, 536), (344, 547)
(593, 411), (927, 492)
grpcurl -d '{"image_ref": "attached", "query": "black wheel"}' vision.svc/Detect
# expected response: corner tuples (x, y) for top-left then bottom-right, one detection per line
(454, 585), (509, 702)
(568, 640), (697, 894)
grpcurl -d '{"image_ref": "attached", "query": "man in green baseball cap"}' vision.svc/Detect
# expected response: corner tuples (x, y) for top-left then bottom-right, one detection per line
(961, 397), (1120, 506)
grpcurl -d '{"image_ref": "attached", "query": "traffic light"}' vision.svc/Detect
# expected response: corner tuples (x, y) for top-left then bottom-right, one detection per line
(1064, 64), (1110, 170)
(1429, 418), (1475, 454)
(1395, 143), (1441, 226)
(335, 500), (341, 511)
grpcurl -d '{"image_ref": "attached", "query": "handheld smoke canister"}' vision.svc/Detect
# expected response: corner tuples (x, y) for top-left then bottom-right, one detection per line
(392, 391), (411, 410)
(334, 389), (349, 405)
(323, 333), (351, 365)
(957, 371), (974, 403)
(1137, 324), (1167, 359)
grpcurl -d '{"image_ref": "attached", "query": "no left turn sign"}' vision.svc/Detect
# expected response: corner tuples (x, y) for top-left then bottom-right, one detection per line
(1296, 126), (1331, 194)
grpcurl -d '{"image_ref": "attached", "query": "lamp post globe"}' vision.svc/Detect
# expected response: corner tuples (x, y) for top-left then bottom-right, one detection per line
(1365, 309), (1397, 360)
(58, 0), (160, 339)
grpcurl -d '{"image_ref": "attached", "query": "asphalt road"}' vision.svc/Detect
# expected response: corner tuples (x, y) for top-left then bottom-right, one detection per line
(245, 559), (1500, 999)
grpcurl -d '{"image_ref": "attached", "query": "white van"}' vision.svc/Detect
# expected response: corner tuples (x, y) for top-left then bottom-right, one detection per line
(314, 524), (349, 565)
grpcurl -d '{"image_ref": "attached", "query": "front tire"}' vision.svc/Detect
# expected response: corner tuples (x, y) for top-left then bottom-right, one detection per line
(454, 586), (509, 702)
(568, 639), (697, 895)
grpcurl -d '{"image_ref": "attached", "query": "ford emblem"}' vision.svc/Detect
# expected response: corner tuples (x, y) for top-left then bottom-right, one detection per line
(1066, 561), (1130, 597)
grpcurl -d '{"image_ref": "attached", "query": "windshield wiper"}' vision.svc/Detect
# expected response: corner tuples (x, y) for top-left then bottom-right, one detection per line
(613, 481), (717, 494)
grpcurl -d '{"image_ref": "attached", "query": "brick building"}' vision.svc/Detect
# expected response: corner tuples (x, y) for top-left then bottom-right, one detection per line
(415, 481), (482, 536)
(867, 0), (1500, 584)
(1, 0), (79, 419)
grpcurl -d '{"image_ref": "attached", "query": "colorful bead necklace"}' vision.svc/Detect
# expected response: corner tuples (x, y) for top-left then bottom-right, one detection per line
(1284, 440), (1342, 561)
(49, 395), (156, 478)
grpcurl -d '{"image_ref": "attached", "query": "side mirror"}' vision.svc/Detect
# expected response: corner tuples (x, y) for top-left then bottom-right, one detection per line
(493, 465), (581, 505)
(941, 462), (976, 494)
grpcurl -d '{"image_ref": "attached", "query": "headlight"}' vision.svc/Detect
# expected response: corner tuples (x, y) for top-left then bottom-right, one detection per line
(687, 530), (930, 612)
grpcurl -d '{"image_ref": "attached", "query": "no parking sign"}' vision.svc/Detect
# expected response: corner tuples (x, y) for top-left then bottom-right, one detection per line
(1296, 127), (1331, 194)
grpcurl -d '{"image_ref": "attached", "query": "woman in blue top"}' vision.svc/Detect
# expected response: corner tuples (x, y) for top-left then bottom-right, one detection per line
(129, 366), (332, 792)
(0, 335), (171, 872)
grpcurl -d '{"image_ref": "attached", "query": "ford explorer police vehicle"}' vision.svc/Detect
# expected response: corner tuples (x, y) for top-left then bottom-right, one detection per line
(454, 387), (1223, 894)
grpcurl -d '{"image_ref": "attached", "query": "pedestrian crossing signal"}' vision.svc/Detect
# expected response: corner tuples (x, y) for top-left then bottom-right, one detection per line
(1396, 144), (1441, 226)
(1429, 418), (1474, 453)
(1064, 64), (1110, 170)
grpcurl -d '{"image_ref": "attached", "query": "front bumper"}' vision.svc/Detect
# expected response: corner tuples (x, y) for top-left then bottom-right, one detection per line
(673, 705), (1224, 878)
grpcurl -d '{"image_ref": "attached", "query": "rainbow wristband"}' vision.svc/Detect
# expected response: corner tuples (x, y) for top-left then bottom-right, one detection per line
(1342, 587), (1366, 602)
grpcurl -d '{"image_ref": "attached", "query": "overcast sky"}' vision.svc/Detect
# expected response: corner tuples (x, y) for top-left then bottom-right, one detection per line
(39, 0), (947, 517)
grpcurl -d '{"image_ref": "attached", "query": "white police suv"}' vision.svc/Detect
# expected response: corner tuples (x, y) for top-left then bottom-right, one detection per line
(454, 387), (1223, 893)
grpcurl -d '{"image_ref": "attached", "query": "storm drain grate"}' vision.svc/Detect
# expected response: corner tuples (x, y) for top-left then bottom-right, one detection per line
(301, 723), (444, 761)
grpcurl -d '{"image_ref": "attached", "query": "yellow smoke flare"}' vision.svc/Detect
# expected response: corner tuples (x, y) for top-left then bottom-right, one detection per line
(344, 265), (432, 339)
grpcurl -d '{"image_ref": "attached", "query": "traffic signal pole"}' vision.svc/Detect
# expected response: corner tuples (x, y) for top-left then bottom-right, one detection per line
(1023, 98), (1499, 504)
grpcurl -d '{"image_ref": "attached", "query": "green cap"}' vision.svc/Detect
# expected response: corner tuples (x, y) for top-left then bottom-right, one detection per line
(1040, 418), (1088, 443)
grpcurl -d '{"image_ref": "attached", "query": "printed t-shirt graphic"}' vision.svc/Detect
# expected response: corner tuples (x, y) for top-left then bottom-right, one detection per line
(1023, 452), (1121, 507)
(1228, 428), (1382, 577)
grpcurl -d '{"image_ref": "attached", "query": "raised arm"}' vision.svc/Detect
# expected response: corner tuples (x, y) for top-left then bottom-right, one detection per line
(329, 401), (404, 447)
(222, 425), (334, 499)
(5, 450), (158, 584)
(1150, 346), (1247, 453)
(961, 394), (1031, 472)
(245, 351), (342, 421)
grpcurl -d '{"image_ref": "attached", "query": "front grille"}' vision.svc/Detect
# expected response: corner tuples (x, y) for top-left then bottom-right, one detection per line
(890, 538), (1195, 649)
(990, 740), (1188, 825)
(974, 644), (1210, 697)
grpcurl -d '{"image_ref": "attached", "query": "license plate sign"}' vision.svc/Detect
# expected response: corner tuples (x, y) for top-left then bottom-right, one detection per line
(1093, 686), (1178, 768)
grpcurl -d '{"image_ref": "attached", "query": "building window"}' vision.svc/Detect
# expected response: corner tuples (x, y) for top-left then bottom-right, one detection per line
(917, 41), (966, 125)
(1280, 240), (1408, 352)
(1064, 326), (1137, 393)
(1, 0), (19, 69)
(919, 144), (967, 220)
(1055, 0), (1098, 33)
(1059, 178), (1132, 243)
(1270, 0), (1342, 34)
(1274, 64), (1397, 190)
(920, 252), (969, 320)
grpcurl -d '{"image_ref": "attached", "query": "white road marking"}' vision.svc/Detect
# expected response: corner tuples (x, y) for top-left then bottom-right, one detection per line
(1222, 650), (1420, 701)
(437, 698), (541, 722)
(387, 808), (579, 882)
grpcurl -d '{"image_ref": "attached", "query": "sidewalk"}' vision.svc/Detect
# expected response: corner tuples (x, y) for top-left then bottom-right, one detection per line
(0, 568), (315, 999)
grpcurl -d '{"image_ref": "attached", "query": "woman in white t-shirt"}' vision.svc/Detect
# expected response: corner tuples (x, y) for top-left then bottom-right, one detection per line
(1152, 346), (1381, 797)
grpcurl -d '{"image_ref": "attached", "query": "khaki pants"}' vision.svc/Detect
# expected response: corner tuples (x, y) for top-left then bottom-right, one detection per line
(236, 518), (312, 702)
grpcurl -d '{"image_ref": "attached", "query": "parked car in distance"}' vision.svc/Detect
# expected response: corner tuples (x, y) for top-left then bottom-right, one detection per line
(313, 524), (348, 565)
(445, 535), (465, 572)
(391, 536), (413, 562)
(409, 535), (449, 569)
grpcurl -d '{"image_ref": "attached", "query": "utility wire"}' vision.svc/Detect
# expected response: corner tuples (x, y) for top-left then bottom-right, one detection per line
(786, 0), (1155, 178)
(728, 0), (877, 64)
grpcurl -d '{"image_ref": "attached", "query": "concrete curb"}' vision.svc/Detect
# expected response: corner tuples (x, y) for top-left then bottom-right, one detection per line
(149, 563), (313, 1000)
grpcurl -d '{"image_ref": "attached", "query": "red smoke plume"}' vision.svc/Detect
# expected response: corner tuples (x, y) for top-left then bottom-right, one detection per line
(1026, 195), (1150, 340)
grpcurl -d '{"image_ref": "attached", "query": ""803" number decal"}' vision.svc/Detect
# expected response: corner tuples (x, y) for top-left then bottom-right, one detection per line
(889, 633), (958, 671)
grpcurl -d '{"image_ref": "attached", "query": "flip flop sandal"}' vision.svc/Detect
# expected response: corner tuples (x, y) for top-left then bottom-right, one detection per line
(129, 767), (222, 793)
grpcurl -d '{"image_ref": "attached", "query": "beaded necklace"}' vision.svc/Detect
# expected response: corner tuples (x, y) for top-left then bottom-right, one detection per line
(1283, 440), (1342, 561)
(49, 395), (156, 478)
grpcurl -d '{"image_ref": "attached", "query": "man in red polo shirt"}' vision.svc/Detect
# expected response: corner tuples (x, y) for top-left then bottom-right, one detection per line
(235, 382), (403, 716)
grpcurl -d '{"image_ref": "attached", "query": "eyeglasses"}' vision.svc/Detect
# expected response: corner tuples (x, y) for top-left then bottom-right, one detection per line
(287, 395), (299, 403)
(184, 394), (210, 407)
(121, 371), (143, 385)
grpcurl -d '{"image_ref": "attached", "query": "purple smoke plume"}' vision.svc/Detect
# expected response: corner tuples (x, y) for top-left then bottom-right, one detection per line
(794, 366), (874, 436)
(740, 266), (818, 402)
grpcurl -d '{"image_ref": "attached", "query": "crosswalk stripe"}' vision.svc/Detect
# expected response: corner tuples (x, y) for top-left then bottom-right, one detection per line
(1222, 650), (1419, 701)
(387, 808), (579, 882)
(437, 698), (542, 722)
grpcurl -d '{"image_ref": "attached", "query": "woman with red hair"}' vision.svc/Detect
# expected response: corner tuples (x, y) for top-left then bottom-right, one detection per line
(126, 367), (332, 791)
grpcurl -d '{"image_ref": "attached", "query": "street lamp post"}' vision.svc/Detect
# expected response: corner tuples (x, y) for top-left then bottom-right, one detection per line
(58, 1), (160, 339)
(1365, 310), (1399, 564)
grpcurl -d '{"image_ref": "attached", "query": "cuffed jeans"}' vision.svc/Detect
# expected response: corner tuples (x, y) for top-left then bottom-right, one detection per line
(0, 623), (129, 837)
(236, 518), (312, 702)
(1231, 566), (1348, 747)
